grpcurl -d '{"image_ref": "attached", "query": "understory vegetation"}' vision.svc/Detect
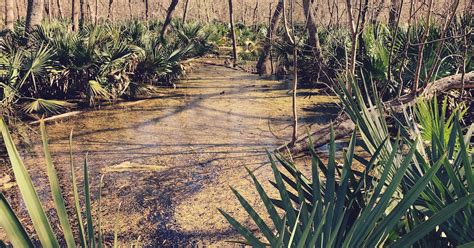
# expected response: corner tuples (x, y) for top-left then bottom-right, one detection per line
(0, 0), (473, 246)
(222, 86), (474, 247)
(0, 20), (214, 117)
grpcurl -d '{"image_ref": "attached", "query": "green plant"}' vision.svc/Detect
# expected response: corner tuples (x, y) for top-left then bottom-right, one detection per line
(0, 118), (119, 247)
(220, 125), (474, 247)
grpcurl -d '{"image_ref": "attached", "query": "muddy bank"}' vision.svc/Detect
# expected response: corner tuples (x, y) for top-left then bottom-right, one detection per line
(0, 61), (339, 246)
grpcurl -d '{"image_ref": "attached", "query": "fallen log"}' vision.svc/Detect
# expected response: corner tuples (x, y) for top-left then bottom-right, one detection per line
(278, 71), (474, 154)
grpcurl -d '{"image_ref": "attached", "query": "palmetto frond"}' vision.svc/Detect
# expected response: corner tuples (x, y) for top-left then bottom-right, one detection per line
(22, 98), (74, 114)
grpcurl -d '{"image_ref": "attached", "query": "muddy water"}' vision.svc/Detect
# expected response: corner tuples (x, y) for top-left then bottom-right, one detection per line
(7, 62), (339, 246)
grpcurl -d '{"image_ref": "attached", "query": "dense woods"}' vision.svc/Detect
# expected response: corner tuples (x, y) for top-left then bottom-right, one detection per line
(0, 0), (473, 246)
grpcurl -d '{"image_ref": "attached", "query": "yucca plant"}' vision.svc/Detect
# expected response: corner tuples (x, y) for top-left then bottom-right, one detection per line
(399, 97), (474, 246)
(0, 118), (119, 247)
(220, 125), (474, 247)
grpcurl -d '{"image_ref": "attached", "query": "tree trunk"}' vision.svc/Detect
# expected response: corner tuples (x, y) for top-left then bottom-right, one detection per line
(56, 0), (63, 18)
(160, 0), (179, 38)
(107, 0), (114, 20)
(5, 0), (15, 30)
(93, 0), (98, 24)
(252, 0), (258, 29)
(413, 0), (433, 91)
(256, 0), (283, 76)
(145, 0), (149, 21)
(46, 0), (52, 21)
(302, 0), (321, 51)
(388, 0), (401, 26)
(15, 0), (21, 22)
(228, 0), (238, 67)
(72, 0), (78, 31)
(182, 0), (190, 23)
(79, 0), (85, 28)
(26, 0), (44, 32)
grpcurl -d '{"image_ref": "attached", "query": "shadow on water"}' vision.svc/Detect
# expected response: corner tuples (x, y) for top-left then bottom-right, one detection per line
(9, 62), (340, 246)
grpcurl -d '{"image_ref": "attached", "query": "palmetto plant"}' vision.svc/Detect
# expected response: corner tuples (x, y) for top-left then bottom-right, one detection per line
(221, 125), (473, 247)
(0, 20), (214, 116)
(222, 76), (473, 246)
(0, 118), (119, 247)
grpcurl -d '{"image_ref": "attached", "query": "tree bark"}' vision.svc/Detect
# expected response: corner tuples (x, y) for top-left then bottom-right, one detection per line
(71, 0), (79, 31)
(107, 0), (114, 20)
(79, 0), (85, 28)
(388, 0), (401, 26)
(182, 0), (190, 23)
(228, 0), (238, 67)
(26, 0), (44, 32)
(256, 0), (283, 76)
(279, 71), (474, 154)
(413, 0), (433, 92)
(5, 0), (15, 30)
(128, 0), (133, 19)
(160, 0), (179, 38)
(56, 0), (63, 18)
(46, 0), (52, 21)
(302, 0), (321, 52)
(144, 0), (149, 21)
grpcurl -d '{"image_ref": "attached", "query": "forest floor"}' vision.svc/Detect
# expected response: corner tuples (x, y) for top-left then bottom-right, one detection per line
(0, 59), (340, 246)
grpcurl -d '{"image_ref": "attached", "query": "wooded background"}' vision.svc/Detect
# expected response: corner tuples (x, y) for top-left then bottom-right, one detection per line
(2, 0), (471, 29)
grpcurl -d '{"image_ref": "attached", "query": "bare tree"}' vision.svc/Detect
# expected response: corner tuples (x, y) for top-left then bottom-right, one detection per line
(389, 0), (401, 26)
(26, 0), (44, 32)
(144, 0), (149, 21)
(72, 0), (79, 31)
(5, 0), (15, 30)
(182, 0), (190, 23)
(281, 0), (298, 145)
(413, 0), (433, 91)
(228, 0), (238, 67)
(107, 0), (114, 20)
(95, 0), (99, 24)
(79, 0), (85, 28)
(46, 0), (52, 21)
(252, 0), (259, 28)
(160, 0), (179, 38)
(256, 0), (283, 76)
(302, 0), (320, 51)
(56, 0), (63, 19)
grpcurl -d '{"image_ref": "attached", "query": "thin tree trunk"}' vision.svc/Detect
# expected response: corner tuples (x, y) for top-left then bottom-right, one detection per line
(79, 0), (85, 28)
(252, 0), (258, 29)
(389, 0), (401, 26)
(424, 0), (460, 83)
(228, 0), (238, 67)
(95, 0), (98, 24)
(345, 0), (357, 77)
(160, 0), (179, 38)
(182, 0), (190, 23)
(413, 0), (433, 92)
(56, 0), (63, 18)
(128, 0), (133, 19)
(72, 0), (79, 31)
(290, 26), (298, 146)
(26, 0), (44, 32)
(107, 0), (114, 20)
(302, 0), (329, 83)
(5, 0), (15, 30)
(15, 0), (21, 22)
(145, 0), (149, 21)
(256, 0), (283, 76)
(46, 0), (52, 21)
